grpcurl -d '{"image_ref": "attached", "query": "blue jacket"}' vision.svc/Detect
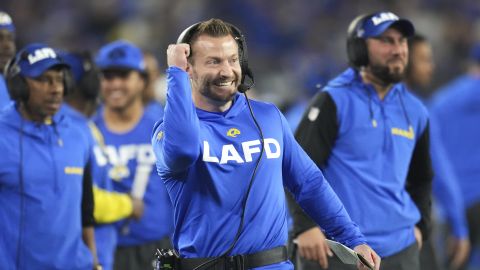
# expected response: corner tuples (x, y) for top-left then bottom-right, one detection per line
(152, 67), (366, 269)
(404, 94), (469, 239)
(0, 104), (93, 269)
(92, 106), (173, 246)
(293, 68), (433, 257)
(0, 74), (12, 110)
(430, 74), (480, 208)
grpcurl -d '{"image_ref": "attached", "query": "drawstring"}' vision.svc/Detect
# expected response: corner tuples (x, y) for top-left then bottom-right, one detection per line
(364, 85), (412, 131)
(397, 92), (412, 129)
(363, 86), (377, 128)
(50, 121), (62, 193)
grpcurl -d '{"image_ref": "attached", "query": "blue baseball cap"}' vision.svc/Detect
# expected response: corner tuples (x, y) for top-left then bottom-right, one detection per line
(0, 11), (15, 32)
(16, 43), (69, 78)
(355, 12), (414, 38)
(95, 40), (145, 72)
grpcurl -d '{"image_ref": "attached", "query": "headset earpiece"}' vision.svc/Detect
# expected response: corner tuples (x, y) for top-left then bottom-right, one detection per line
(62, 67), (74, 97)
(346, 14), (370, 69)
(77, 51), (100, 100)
(5, 52), (29, 102)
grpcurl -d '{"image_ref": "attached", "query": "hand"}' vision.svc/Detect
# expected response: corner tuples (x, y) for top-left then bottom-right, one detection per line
(93, 264), (103, 270)
(167, 44), (190, 71)
(447, 236), (470, 270)
(414, 226), (423, 250)
(130, 197), (144, 220)
(353, 244), (381, 270)
(293, 227), (333, 269)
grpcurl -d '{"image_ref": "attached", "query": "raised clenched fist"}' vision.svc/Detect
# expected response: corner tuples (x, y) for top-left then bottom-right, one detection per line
(167, 43), (190, 71)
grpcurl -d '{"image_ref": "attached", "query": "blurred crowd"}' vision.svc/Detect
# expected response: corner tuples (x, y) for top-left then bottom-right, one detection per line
(3, 0), (480, 107)
(2, 1), (480, 270)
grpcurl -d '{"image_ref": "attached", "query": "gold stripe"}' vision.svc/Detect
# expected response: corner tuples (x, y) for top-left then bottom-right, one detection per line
(65, 167), (83, 175)
(88, 122), (106, 148)
(391, 126), (414, 140)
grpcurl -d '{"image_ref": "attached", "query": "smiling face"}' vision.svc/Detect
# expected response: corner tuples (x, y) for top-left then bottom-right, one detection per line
(366, 27), (408, 84)
(188, 34), (241, 109)
(100, 68), (145, 112)
(24, 68), (64, 121)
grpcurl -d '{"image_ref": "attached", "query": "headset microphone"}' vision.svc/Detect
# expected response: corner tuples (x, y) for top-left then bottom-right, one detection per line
(237, 67), (254, 93)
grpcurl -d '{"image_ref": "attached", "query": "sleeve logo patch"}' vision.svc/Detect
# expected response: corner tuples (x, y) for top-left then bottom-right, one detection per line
(156, 131), (164, 140)
(308, 107), (320, 122)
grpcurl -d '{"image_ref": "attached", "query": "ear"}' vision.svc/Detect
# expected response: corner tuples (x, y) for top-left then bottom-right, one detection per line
(186, 61), (193, 75)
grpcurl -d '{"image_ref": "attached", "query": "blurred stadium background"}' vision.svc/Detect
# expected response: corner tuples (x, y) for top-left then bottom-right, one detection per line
(2, 0), (480, 109)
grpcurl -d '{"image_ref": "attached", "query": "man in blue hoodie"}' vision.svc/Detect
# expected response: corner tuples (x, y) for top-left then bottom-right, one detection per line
(289, 12), (433, 270)
(0, 43), (99, 269)
(94, 40), (174, 270)
(405, 34), (470, 270)
(430, 42), (480, 270)
(0, 11), (16, 109)
(152, 18), (380, 270)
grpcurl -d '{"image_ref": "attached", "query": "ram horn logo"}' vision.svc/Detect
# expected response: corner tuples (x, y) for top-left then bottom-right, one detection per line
(227, 128), (241, 138)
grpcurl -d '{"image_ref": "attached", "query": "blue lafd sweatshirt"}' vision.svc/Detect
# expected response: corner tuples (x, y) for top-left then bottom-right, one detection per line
(430, 75), (480, 208)
(293, 68), (433, 257)
(152, 67), (366, 269)
(92, 107), (174, 246)
(0, 104), (93, 269)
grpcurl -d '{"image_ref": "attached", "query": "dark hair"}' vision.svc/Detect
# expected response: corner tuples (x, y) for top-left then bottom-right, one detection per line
(408, 34), (427, 52)
(188, 18), (234, 46)
(405, 33), (432, 90)
(406, 34), (428, 75)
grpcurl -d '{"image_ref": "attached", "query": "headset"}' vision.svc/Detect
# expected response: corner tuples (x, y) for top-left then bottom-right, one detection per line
(177, 21), (255, 93)
(346, 13), (371, 69)
(4, 50), (73, 103)
(72, 51), (101, 100)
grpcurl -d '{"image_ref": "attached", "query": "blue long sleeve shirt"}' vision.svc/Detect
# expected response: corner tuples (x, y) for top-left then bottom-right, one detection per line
(417, 99), (469, 239)
(430, 75), (480, 208)
(152, 67), (365, 269)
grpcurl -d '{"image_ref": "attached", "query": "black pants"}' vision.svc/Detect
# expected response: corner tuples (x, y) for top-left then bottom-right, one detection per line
(420, 238), (443, 270)
(114, 237), (172, 270)
(295, 242), (419, 270)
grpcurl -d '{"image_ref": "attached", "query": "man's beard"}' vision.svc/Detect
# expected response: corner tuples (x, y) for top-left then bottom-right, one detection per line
(198, 77), (238, 103)
(369, 62), (405, 85)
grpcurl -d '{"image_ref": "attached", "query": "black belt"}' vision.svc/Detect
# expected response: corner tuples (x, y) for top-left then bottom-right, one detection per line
(179, 246), (288, 270)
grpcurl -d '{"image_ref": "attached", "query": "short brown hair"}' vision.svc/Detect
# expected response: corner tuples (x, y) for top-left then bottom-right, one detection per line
(189, 18), (234, 45)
